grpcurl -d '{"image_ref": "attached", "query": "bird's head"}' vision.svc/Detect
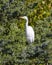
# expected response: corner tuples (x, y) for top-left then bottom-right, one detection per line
(19, 16), (28, 21)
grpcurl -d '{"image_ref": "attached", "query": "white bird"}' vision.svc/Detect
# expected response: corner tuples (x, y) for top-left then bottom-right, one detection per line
(20, 16), (35, 44)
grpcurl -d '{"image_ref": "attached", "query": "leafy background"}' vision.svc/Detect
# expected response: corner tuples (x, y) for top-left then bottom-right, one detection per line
(0, 0), (52, 65)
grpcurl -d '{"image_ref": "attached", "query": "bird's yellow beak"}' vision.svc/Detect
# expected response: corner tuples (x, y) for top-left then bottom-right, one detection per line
(19, 16), (24, 19)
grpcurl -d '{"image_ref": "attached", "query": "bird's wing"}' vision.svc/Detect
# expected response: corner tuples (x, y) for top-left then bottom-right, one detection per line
(26, 26), (34, 37)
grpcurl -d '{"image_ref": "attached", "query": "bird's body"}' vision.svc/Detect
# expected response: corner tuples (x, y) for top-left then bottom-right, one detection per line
(20, 16), (35, 44)
(26, 26), (34, 43)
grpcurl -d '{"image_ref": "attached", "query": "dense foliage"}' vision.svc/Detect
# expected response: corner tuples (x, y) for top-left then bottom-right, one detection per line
(0, 0), (52, 65)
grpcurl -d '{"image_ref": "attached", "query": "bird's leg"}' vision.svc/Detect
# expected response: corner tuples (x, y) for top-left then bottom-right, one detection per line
(29, 43), (33, 48)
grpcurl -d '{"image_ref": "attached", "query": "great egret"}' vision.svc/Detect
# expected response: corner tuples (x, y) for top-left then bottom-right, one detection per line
(20, 16), (35, 44)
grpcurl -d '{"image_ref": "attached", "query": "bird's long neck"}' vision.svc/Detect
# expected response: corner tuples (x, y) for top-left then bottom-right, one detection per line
(26, 18), (28, 28)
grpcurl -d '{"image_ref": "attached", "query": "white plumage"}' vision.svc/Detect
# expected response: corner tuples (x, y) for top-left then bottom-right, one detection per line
(20, 16), (35, 44)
